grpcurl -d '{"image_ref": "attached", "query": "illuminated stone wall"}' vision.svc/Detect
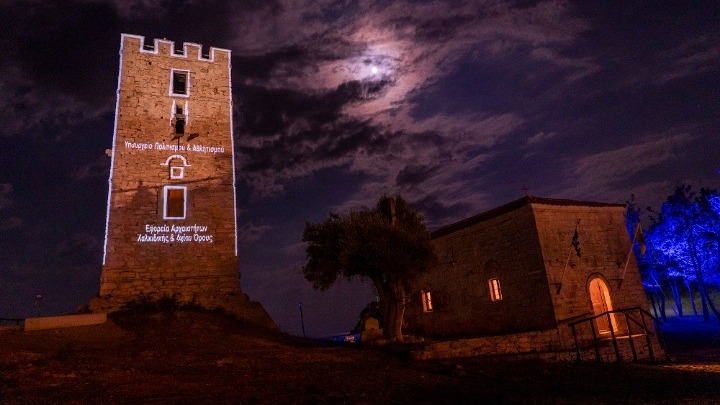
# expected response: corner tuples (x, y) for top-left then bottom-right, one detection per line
(530, 201), (652, 345)
(406, 198), (557, 338)
(96, 35), (271, 326)
(406, 197), (659, 354)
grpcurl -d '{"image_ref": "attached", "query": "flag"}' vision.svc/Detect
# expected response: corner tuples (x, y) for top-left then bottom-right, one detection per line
(635, 223), (646, 255)
(571, 226), (581, 257)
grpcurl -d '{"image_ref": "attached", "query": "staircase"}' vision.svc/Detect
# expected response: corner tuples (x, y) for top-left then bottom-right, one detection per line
(567, 307), (669, 363)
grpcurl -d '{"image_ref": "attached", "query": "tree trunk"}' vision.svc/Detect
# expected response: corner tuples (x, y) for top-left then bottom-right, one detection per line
(700, 284), (710, 321)
(670, 279), (683, 317)
(658, 292), (667, 321)
(384, 301), (396, 340)
(700, 281), (720, 321)
(685, 280), (698, 316)
(370, 278), (389, 330)
(384, 281), (406, 342)
(684, 217), (713, 321)
(648, 292), (658, 318)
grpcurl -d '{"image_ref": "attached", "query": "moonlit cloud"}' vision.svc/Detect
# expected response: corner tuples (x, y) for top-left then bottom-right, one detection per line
(564, 132), (697, 201)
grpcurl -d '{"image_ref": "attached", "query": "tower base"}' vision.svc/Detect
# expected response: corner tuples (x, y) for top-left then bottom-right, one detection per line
(89, 291), (277, 330)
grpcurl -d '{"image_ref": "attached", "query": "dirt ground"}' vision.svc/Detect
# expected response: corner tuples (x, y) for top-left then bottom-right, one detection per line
(1, 310), (719, 404)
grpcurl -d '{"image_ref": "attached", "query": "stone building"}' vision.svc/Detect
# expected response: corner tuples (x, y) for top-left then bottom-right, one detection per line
(406, 196), (665, 361)
(94, 34), (274, 328)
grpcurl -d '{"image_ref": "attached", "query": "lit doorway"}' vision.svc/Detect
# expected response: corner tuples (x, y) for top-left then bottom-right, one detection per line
(589, 277), (617, 334)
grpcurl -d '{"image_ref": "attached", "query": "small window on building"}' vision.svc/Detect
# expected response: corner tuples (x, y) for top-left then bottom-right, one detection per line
(170, 166), (184, 180)
(171, 70), (189, 96)
(421, 291), (433, 312)
(164, 186), (186, 219)
(489, 278), (503, 301)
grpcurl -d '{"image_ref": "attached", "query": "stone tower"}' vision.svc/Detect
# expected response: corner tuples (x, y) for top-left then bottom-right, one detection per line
(95, 34), (274, 327)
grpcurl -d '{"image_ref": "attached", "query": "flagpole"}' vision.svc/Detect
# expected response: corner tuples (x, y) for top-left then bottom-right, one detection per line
(555, 220), (581, 294)
(619, 222), (640, 288)
(556, 249), (573, 294)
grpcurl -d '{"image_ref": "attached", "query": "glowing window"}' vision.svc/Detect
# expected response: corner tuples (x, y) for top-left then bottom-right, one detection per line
(421, 291), (433, 312)
(164, 186), (186, 219)
(170, 69), (189, 97)
(489, 278), (502, 301)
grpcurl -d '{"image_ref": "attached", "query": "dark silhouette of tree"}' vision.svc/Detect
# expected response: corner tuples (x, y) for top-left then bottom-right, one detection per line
(302, 195), (436, 341)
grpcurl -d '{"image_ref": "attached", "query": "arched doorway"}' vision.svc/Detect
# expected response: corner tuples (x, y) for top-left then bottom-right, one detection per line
(589, 277), (617, 334)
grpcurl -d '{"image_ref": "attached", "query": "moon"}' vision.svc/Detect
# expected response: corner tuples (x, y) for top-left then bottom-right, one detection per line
(371, 66), (379, 74)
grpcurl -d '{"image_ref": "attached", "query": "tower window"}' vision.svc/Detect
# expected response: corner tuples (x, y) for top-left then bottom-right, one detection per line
(175, 118), (185, 135)
(489, 278), (503, 301)
(170, 166), (184, 180)
(164, 186), (186, 219)
(421, 291), (433, 312)
(170, 69), (189, 96)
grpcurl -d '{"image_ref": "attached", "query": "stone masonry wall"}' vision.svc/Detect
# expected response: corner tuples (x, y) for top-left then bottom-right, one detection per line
(405, 203), (557, 338)
(413, 326), (666, 362)
(413, 329), (564, 361)
(531, 203), (659, 348)
(100, 34), (241, 305)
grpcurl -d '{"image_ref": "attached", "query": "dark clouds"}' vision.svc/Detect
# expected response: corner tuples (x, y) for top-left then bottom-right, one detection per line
(1, 0), (718, 335)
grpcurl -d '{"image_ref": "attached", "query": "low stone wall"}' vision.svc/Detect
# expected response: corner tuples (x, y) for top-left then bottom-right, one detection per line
(412, 327), (667, 363)
(24, 314), (107, 331)
(574, 335), (668, 363)
(413, 328), (564, 360)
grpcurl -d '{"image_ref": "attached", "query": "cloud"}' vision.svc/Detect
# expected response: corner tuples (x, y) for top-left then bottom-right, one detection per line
(656, 36), (720, 84)
(526, 131), (558, 146)
(563, 131), (696, 200)
(52, 232), (102, 267)
(0, 183), (13, 210)
(0, 65), (99, 140)
(238, 221), (273, 243)
(71, 154), (111, 181)
(101, 0), (166, 19)
(224, 0), (597, 210)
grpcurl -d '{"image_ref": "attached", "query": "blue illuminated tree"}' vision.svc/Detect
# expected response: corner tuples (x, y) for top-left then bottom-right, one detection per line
(626, 195), (675, 319)
(645, 185), (720, 321)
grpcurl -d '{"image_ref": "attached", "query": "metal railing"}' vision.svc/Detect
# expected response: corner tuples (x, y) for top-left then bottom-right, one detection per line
(568, 306), (667, 363)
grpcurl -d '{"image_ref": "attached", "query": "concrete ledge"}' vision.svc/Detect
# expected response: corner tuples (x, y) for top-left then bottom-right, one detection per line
(24, 313), (107, 331)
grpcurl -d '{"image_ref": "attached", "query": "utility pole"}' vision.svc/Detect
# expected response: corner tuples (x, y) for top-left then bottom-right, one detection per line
(298, 302), (306, 338)
(34, 294), (43, 317)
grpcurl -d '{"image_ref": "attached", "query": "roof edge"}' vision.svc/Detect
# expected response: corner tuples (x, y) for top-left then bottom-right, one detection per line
(431, 196), (625, 239)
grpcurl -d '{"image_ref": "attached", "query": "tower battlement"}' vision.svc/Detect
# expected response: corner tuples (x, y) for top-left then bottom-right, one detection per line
(121, 33), (231, 62)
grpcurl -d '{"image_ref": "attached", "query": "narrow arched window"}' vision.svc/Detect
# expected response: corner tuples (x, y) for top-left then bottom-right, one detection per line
(421, 291), (433, 312)
(488, 278), (502, 301)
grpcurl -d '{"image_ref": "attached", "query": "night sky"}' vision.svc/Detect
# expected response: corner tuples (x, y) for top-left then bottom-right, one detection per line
(1, 1), (718, 337)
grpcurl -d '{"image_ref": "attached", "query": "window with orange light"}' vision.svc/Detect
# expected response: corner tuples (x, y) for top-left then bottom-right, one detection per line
(421, 291), (433, 312)
(489, 278), (502, 301)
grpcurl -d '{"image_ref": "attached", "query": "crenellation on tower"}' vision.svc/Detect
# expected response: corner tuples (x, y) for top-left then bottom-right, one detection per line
(94, 33), (275, 329)
(123, 34), (230, 63)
